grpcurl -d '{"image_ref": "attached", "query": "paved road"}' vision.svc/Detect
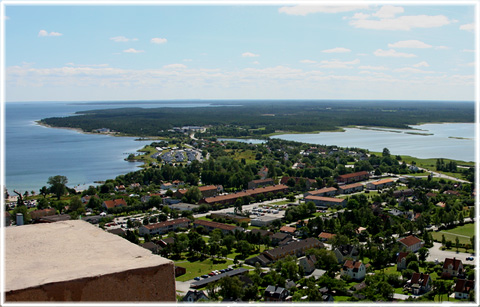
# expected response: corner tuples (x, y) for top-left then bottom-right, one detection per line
(427, 242), (475, 263)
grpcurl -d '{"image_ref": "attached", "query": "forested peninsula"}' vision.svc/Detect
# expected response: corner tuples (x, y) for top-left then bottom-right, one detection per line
(40, 100), (474, 138)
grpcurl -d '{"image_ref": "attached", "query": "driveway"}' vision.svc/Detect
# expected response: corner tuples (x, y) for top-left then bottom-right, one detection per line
(427, 242), (474, 263)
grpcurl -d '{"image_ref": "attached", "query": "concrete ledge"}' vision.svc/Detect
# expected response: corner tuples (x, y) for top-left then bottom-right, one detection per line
(5, 220), (176, 302)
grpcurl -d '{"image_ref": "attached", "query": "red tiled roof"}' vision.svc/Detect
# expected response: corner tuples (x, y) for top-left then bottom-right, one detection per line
(343, 260), (363, 271)
(202, 185), (288, 204)
(309, 187), (337, 195)
(305, 195), (345, 203)
(370, 178), (394, 185)
(318, 232), (336, 239)
(279, 226), (296, 233)
(144, 218), (191, 230)
(103, 199), (127, 209)
(399, 235), (422, 247)
(454, 279), (474, 293)
(339, 183), (364, 189)
(338, 171), (369, 179)
(411, 273), (430, 287)
(443, 257), (463, 271)
(176, 185), (218, 195)
(397, 252), (410, 262)
(193, 219), (239, 231)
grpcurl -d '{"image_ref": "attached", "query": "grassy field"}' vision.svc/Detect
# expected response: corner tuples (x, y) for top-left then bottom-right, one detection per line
(430, 223), (475, 246)
(175, 257), (234, 282)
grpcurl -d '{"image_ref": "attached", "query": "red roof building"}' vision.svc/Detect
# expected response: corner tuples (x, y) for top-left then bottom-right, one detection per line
(398, 235), (423, 252)
(336, 171), (369, 183)
(102, 199), (127, 209)
(442, 257), (464, 278)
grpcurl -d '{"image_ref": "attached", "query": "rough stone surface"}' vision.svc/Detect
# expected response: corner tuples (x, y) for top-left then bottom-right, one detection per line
(5, 220), (175, 301)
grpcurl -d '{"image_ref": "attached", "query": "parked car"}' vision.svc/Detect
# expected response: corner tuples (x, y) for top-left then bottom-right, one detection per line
(201, 275), (209, 278)
(466, 256), (474, 261)
(194, 277), (200, 281)
(208, 272), (215, 276)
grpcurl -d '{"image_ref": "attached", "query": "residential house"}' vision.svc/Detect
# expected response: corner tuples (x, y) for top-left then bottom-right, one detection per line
(304, 195), (346, 208)
(454, 279), (474, 300)
(102, 199), (127, 210)
(398, 235), (424, 253)
(442, 257), (464, 278)
(366, 178), (395, 190)
(298, 254), (317, 275)
(248, 178), (275, 189)
(318, 232), (336, 242)
(338, 183), (364, 194)
(393, 189), (414, 198)
(140, 193), (162, 203)
(336, 171), (369, 184)
(138, 218), (191, 236)
(107, 228), (126, 237)
(258, 166), (269, 179)
(263, 238), (323, 262)
(405, 273), (431, 295)
(334, 245), (359, 263)
(279, 226), (297, 235)
(341, 260), (366, 281)
(182, 290), (209, 302)
(193, 219), (243, 235)
(175, 185), (218, 199)
(396, 252), (410, 271)
(264, 286), (289, 302)
(271, 232), (293, 246)
(306, 187), (337, 197)
(140, 241), (161, 254)
(160, 182), (174, 190)
(200, 185), (289, 206)
(114, 185), (126, 192)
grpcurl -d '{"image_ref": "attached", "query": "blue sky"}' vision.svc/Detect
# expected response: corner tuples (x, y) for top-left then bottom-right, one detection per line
(3, 2), (477, 102)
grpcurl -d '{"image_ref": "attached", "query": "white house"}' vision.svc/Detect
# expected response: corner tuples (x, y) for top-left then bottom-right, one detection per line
(341, 260), (366, 281)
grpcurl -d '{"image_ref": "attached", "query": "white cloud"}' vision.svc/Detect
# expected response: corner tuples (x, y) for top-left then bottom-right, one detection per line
(278, 5), (368, 16)
(123, 48), (144, 53)
(358, 65), (388, 70)
(151, 37), (167, 44)
(322, 47), (351, 53)
(163, 64), (187, 69)
(352, 13), (370, 20)
(350, 15), (452, 30)
(372, 5), (404, 19)
(319, 59), (360, 68)
(242, 52), (259, 57)
(413, 61), (429, 68)
(5, 15), (10, 20)
(110, 36), (138, 42)
(252, 61), (260, 65)
(394, 67), (434, 74)
(65, 63), (109, 68)
(388, 40), (432, 49)
(460, 23), (474, 32)
(300, 59), (317, 64)
(38, 30), (62, 37)
(374, 49), (417, 58)
(462, 49), (475, 53)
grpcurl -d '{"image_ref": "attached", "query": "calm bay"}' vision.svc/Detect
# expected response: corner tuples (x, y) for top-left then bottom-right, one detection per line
(4, 101), (476, 195)
(272, 123), (475, 163)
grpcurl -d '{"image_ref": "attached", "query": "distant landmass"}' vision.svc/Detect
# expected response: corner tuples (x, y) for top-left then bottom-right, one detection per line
(40, 100), (475, 138)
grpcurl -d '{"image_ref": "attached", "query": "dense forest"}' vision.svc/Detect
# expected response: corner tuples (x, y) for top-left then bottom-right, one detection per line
(41, 100), (474, 138)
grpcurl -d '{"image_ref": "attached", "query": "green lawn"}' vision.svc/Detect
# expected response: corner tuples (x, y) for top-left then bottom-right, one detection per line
(430, 223), (475, 246)
(374, 265), (401, 276)
(174, 257), (234, 282)
(334, 295), (351, 302)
